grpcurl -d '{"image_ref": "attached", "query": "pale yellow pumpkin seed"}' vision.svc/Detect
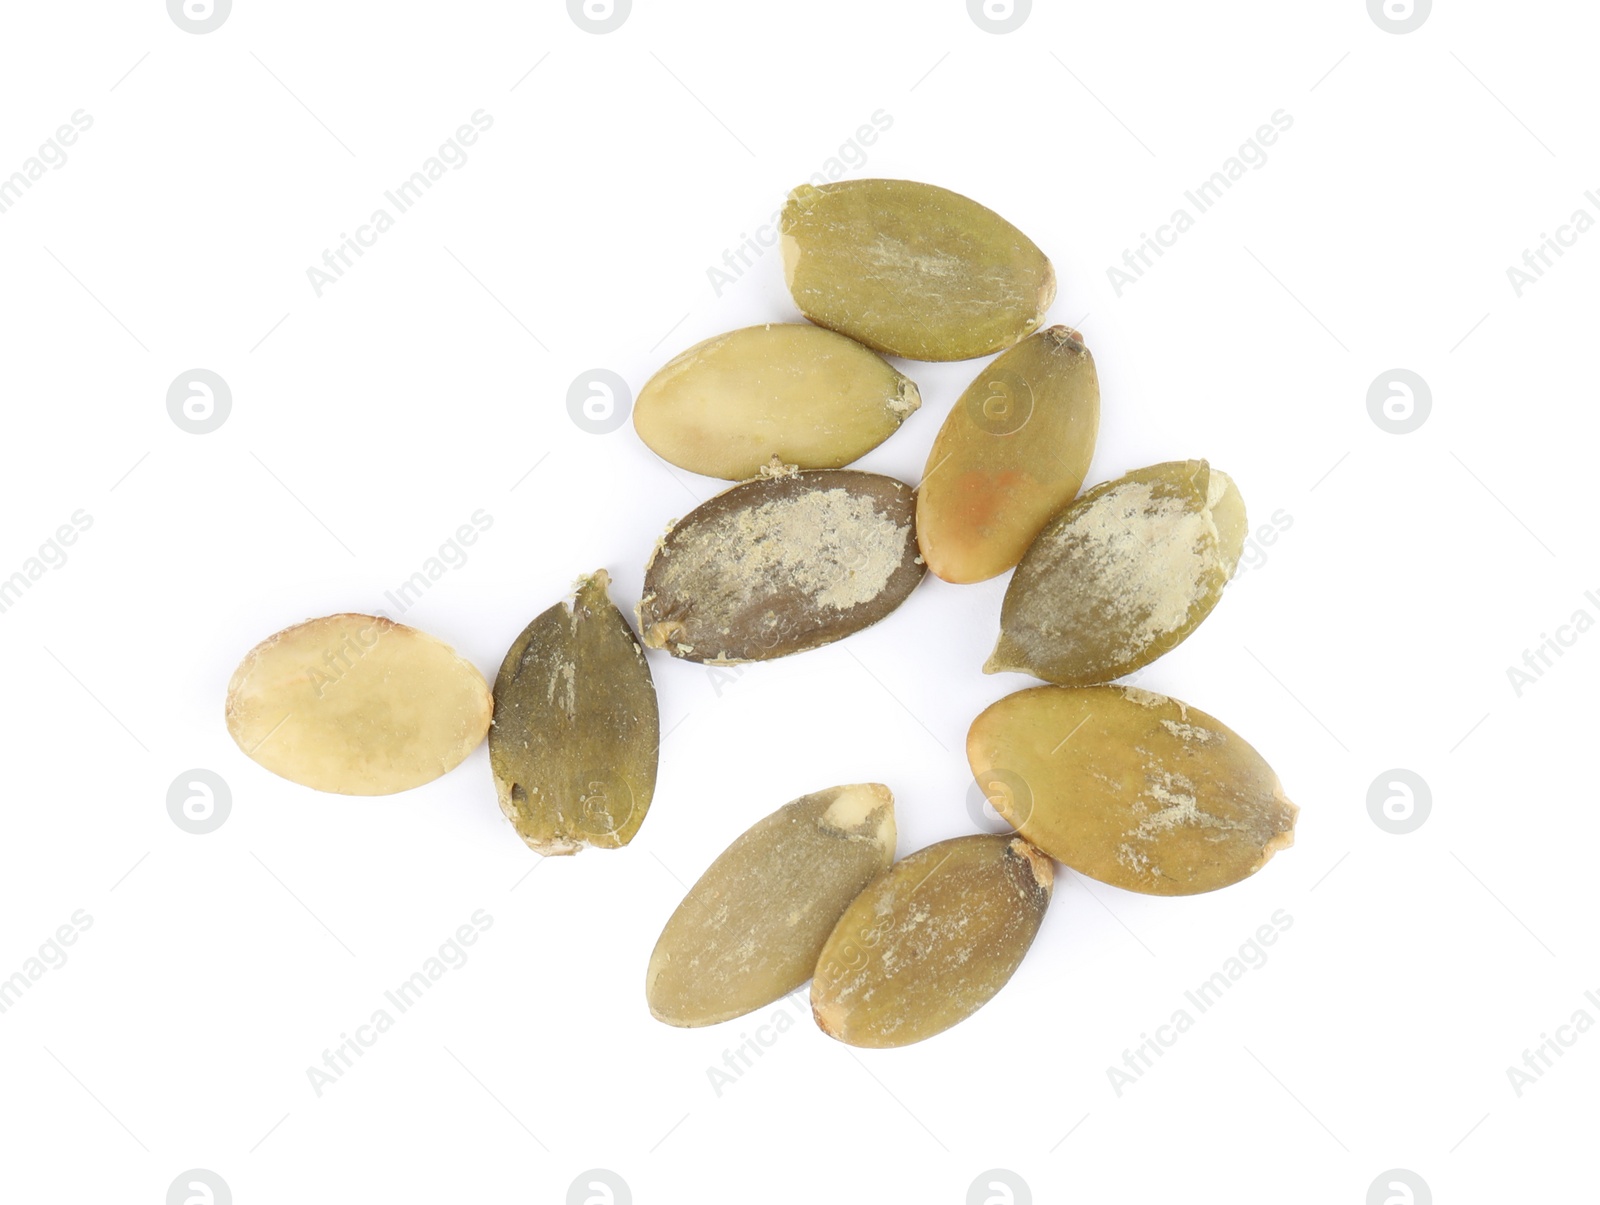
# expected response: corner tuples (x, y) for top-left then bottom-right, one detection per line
(634, 324), (920, 480)
(225, 614), (491, 796)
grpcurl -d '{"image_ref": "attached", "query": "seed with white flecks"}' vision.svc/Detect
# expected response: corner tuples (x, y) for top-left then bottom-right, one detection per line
(636, 463), (925, 663)
(810, 833), (1053, 1047)
(780, 178), (1056, 361)
(646, 783), (897, 1028)
(490, 570), (659, 855)
(986, 460), (1246, 684)
(967, 684), (1297, 896)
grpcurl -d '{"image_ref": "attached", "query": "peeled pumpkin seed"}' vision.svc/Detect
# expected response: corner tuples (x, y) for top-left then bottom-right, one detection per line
(811, 833), (1052, 1048)
(646, 783), (896, 1028)
(986, 460), (1247, 684)
(224, 614), (491, 796)
(490, 570), (659, 855)
(967, 685), (1297, 896)
(780, 178), (1055, 362)
(633, 324), (921, 480)
(917, 326), (1100, 583)
(636, 464), (925, 663)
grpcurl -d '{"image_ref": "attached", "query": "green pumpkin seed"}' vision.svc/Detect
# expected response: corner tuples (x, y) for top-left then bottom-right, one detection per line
(636, 464), (925, 663)
(224, 614), (492, 796)
(780, 178), (1055, 361)
(634, 324), (920, 480)
(967, 684), (1297, 896)
(646, 783), (896, 1028)
(810, 833), (1053, 1048)
(490, 571), (659, 855)
(917, 326), (1100, 583)
(986, 460), (1247, 684)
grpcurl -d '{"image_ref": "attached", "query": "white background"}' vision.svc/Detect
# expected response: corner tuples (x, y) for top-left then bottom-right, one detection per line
(0, 1), (1594, 1202)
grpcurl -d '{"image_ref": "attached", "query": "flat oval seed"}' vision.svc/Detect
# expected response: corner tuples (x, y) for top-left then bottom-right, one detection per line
(634, 324), (921, 480)
(967, 685), (1297, 896)
(810, 834), (1052, 1048)
(490, 570), (659, 855)
(225, 614), (491, 796)
(636, 465), (925, 663)
(780, 179), (1056, 361)
(646, 783), (896, 1028)
(986, 460), (1247, 684)
(917, 326), (1100, 583)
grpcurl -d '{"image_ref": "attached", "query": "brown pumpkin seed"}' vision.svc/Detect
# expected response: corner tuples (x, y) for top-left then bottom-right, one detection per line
(636, 464), (925, 663)
(646, 783), (896, 1028)
(986, 460), (1247, 684)
(810, 833), (1053, 1048)
(633, 324), (920, 480)
(490, 570), (659, 855)
(916, 326), (1100, 583)
(966, 684), (1297, 896)
(224, 614), (491, 796)
(780, 178), (1055, 361)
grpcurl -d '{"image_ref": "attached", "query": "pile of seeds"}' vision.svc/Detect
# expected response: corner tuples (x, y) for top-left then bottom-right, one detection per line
(225, 178), (1298, 1049)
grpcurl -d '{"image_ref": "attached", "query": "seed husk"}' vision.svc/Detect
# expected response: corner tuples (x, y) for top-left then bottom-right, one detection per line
(917, 326), (1100, 583)
(779, 178), (1055, 362)
(633, 324), (921, 480)
(224, 614), (491, 796)
(646, 783), (897, 1028)
(490, 570), (659, 855)
(986, 460), (1247, 684)
(636, 464), (925, 663)
(810, 833), (1052, 1048)
(967, 684), (1297, 896)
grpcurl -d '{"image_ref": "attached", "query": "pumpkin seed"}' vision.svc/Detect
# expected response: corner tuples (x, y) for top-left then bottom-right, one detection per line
(986, 460), (1246, 684)
(780, 178), (1055, 361)
(636, 464), (925, 663)
(224, 614), (491, 796)
(916, 326), (1100, 583)
(646, 783), (896, 1028)
(633, 324), (920, 480)
(490, 570), (659, 855)
(810, 833), (1053, 1048)
(966, 684), (1297, 896)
